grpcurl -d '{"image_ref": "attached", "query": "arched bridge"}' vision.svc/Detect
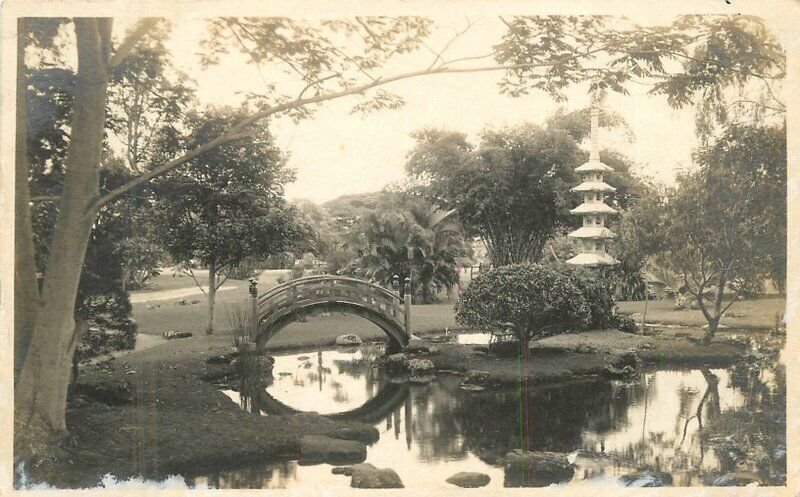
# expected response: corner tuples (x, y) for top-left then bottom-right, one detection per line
(255, 275), (411, 352)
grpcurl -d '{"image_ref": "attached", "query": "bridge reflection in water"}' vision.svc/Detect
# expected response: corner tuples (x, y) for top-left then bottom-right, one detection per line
(209, 343), (784, 489)
(227, 346), (413, 435)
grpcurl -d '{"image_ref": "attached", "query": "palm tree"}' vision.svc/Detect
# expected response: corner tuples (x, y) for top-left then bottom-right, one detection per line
(351, 200), (471, 303)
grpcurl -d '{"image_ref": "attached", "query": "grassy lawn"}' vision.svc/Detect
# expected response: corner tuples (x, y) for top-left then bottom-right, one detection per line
(131, 269), (458, 350)
(617, 296), (785, 330)
(131, 269), (783, 353)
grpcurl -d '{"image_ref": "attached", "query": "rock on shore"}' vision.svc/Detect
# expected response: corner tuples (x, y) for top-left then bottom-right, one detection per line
(298, 435), (367, 465)
(446, 471), (491, 488)
(504, 450), (574, 487)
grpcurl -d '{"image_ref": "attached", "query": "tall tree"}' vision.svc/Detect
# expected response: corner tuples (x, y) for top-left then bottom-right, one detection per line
(151, 106), (305, 335)
(660, 123), (786, 343)
(406, 124), (581, 265)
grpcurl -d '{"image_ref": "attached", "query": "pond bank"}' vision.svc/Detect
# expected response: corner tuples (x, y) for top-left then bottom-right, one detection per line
(30, 344), (380, 488)
(28, 327), (753, 488)
(411, 329), (748, 386)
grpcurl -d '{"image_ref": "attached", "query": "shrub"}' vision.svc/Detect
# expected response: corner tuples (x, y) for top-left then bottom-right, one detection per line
(230, 256), (265, 280)
(455, 264), (590, 343)
(560, 268), (617, 329)
(291, 263), (305, 279)
(614, 314), (638, 334)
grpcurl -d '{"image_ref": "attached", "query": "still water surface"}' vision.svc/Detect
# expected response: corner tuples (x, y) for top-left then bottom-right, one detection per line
(188, 341), (784, 489)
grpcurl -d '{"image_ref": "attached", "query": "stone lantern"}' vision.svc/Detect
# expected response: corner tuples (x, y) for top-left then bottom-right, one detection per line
(566, 102), (619, 267)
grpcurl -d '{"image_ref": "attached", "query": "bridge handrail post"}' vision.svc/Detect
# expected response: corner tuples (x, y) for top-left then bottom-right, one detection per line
(248, 278), (259, 341)
(404, 277), (412, 337)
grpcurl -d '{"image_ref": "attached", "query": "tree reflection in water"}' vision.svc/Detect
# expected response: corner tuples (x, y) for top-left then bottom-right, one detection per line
(215, 339), (785, 489)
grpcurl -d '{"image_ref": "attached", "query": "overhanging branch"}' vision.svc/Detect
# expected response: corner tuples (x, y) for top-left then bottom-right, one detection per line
(108, 18), (160, 71)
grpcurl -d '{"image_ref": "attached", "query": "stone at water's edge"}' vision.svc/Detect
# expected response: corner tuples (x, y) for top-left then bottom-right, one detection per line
(446, 472), (491, 488)
(503, 450), (574, 487)
(407, 358), (435, 375)
(409, 374), (435, 384)
(603, 350), (641, 378)
(463, 370), (491, 385)
(384, 353), (409, 375)
(619, 470), (673, 487)
(711, 472), (762, 486)
(347, 463), (404, 489)
(335, 334), (363, 346)
(297, 435), (367, 465)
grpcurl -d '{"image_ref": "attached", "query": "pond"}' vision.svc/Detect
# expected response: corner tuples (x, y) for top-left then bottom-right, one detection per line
(186, 341), (785, 489)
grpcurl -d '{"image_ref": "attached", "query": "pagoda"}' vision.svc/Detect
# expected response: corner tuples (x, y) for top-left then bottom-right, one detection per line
(566, 103), (619, 267)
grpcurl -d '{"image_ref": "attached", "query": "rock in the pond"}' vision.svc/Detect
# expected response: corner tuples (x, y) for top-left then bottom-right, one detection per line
(446, 472), (491, 488)
(463, 370), (491, 385)
(384, 353), (409, 375)
(348, 463), (404, 488)
(459, 383), (485, 392)
(504, 450), (574, 487)
(298, 435), (367, 465)
(163, 330), (192, 340)
(604, 350), (641, 378)
(711, 472), (762, 486)
(620, 470), (673, 487)
(332, 466), (354, 476)
(335, 334), (363, 346)
(409, 374), (435, 384)
(407, 358), (435, 375)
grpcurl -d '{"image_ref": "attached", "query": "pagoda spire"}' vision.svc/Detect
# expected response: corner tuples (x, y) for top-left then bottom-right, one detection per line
(566, 98), (619, 268)
(590, 104), (600, 162)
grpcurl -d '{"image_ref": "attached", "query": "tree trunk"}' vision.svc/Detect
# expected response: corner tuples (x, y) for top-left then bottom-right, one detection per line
(700, 273), (727, 344)
(640, 280), (649, 335)
(14, 18), (40, 380)
(206, 260), (217, 335)
(15, 18), (112, 461)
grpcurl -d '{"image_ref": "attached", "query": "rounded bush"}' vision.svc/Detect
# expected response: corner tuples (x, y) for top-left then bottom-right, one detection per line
(614, 314), (638, 334)
(559, 268), (617, 329)
(455, 264), (590, 342)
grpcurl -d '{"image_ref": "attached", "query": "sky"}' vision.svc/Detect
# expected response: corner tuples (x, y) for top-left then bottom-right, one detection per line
(154, 15), (745, 202)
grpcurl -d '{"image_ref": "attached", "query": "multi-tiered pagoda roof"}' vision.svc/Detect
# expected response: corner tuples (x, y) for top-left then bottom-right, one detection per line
(566, 104), (619, 268)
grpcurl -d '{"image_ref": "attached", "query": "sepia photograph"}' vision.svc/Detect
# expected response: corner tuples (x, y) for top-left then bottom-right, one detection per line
(1, 0), (796, 494)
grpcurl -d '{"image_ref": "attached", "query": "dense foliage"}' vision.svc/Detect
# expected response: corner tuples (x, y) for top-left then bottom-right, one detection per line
(151, 106), (309, 333)
(658, 123), (786, 342)
(560, 268), (618, 329)
(456, 264), (630, 343)
(346, 198), (471, 303)
(406, 125), (580, 266)
(456, 264), (590, 343)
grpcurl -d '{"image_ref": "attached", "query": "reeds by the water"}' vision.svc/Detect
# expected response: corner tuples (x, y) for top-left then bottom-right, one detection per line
(226, 302), (264, 413)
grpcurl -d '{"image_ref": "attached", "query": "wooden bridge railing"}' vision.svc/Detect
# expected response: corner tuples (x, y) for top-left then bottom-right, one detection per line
(253, 275), (411, 338)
